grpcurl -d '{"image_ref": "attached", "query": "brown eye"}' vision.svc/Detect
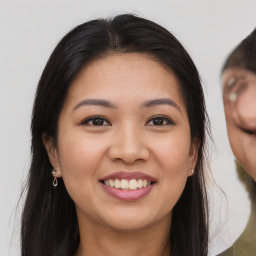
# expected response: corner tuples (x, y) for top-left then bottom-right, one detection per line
(146, 116), (174, 126)
(82, 116), (111, 126)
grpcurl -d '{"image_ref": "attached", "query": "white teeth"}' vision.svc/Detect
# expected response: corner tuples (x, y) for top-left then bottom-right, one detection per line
(129, 179), (137, 190)
(109, 179), (115, 187)
(142, 180), (147, 187)
(115, 179), (120, 189)
(137, 179), (143, 188)
(120, 179), (129, 189)
(103, 178), (152, 190)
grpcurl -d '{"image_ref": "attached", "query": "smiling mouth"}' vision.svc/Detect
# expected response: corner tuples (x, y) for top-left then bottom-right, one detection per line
(100, 176), (156, 201)
(99, 171), (157, 199)
(100, 179), (155, 190)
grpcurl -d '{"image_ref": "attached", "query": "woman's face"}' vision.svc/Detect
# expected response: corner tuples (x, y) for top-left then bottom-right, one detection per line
(222, 67), (256, 181)
(45, 53), (199, 232)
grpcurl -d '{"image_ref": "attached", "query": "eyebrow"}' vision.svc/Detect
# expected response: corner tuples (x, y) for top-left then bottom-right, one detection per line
(73, 98), (181, 112)
(73, 99), (117, 111)
(142, 98), (181, 112)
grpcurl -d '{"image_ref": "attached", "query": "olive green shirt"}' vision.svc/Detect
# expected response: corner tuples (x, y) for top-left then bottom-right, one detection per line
(218, 164), (256, 256)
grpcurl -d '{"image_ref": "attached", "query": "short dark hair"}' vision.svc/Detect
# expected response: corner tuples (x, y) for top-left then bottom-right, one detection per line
(222, 28), (256, 73)
(21, 14), (209, 256)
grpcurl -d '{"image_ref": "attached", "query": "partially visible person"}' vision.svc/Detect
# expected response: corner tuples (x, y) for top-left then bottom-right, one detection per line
(222, 68), (256, 181)
(219, 28), (256, 256)
(222, 29), (256, 181)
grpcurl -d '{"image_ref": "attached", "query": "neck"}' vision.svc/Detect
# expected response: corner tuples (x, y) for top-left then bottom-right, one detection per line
(74, 215), (171, 256)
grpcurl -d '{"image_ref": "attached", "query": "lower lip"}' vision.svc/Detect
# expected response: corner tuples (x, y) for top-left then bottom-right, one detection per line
(101, 183), (154, 201)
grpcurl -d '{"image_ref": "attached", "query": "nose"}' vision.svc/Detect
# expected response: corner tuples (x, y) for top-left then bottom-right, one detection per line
(108, 123), (150, 164)
(235, 83), (256, 130)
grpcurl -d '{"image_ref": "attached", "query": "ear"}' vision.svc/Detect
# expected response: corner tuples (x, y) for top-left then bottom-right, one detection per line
(42, 133), (62, 178)
(188, 137), (200, 177)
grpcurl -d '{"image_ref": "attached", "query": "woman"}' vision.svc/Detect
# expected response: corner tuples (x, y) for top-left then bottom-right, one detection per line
(21, 14), (209, 256)
(219, 29), (256, 256)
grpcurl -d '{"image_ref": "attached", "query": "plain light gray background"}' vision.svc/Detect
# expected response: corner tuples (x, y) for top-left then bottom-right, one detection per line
(1, 1), (255, 255)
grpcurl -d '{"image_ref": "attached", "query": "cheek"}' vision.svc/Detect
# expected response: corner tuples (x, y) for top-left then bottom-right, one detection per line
(225, 111), (239, 147)
(56, 130), (107, 194)
(225, 114), (245, 159)
(225, 117), (256, 175)
(151, 132), (192, 206)
(56, 134), (109, 216)
(155, 132), (192, 173)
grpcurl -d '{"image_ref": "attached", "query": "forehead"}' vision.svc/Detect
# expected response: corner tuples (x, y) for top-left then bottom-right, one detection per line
(64, 53), (186, 110)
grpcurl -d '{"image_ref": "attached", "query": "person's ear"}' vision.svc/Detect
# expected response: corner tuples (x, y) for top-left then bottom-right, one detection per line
(42, 133), (62, 178)
(188, 137), (200, 177)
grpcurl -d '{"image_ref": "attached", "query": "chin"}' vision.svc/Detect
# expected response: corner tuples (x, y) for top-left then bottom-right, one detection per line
(108, 221), (149, 231)
(102, 208), (163, 231)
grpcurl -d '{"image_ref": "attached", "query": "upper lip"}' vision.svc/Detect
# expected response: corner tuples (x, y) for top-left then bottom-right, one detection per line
(100, 171), (157, 182)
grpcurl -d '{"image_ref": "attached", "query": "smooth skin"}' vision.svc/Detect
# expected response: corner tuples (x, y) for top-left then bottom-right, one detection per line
(44, 53), (199, 256)
(222, 67), (256, 181)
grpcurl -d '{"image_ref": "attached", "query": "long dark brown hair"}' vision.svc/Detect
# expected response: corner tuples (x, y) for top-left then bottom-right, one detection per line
(21, 14), (209, 256)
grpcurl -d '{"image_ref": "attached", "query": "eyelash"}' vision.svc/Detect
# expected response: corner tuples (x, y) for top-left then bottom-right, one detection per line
(80, 115), (174, 126)
(146, 116), (174, 126)
(81, 116), (111, 126)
